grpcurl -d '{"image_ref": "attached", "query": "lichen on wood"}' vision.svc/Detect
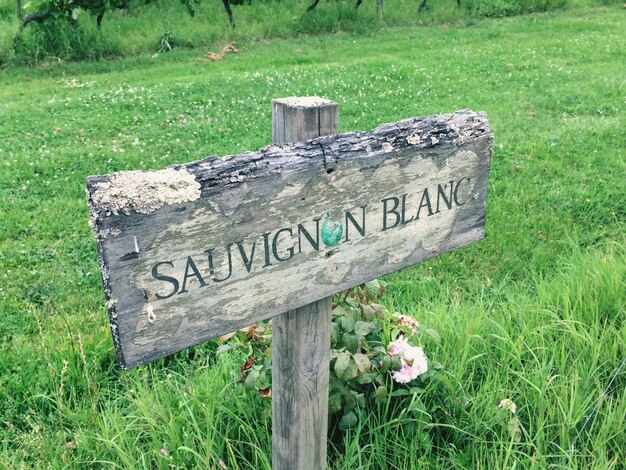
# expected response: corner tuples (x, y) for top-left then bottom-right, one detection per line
(90, 167), (201, 216)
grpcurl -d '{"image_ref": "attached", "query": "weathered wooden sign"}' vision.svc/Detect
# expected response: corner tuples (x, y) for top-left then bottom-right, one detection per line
(87, 109), (492, 370)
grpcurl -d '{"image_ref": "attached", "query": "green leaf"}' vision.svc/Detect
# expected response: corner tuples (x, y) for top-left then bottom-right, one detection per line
(430, 360), (445, 370)
(352, 391), (366, 408)
(374, 385), (388, 402)
(371, 345), (387, 355)
(333, 352), (351, 379)
(329, 376), (343, 390)
(341, 332), (359, 353)
(508, 417), (522, 442)
(215, 343), (240, 356)
(342, 391), (357, 411)
(361, 304), (376, 321)
(330, 322), (339, 345)
(243, 369), (260, 389)
(370, 303), (385, 319)
(341, 359), (359, 381)
(338, 411), (358, 430)
(332, 305), (348, 317)
(354, 321), (374, 336)
(339, 313), (355, 333)
(352, 353), (371, 374)
(364, 279), (382, 299)
(380, 355), (392, 373)
(419, 432), (433, 455)
(356, 372), (375, 384)
(390, 327), (400, 340)
(328, 392), (342, 414)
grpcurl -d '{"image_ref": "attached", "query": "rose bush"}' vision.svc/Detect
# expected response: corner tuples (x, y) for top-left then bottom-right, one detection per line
(216, 279), (443, 431)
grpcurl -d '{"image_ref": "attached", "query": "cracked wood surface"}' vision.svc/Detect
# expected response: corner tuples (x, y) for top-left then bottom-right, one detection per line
(86, 109), (493, 369)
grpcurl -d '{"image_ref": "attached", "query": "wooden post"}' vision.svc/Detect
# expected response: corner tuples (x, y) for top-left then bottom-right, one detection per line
(271, 97), (338, 470)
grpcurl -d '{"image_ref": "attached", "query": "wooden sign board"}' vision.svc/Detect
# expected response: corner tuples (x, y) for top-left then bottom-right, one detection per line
(87, 109), (492, 369)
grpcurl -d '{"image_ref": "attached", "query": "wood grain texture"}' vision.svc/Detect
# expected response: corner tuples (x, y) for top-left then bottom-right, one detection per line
(271, 98), (337, 470)
(272, 298), (332, 470)
(272, 97), (338, 144)
(86, 109), (493, 369)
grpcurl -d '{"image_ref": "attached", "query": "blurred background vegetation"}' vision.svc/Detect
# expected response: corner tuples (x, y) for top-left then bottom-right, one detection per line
(0, 0), (619, 65)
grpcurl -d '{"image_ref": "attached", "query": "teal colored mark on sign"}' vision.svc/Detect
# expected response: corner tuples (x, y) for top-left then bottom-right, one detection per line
(322, 212), (343, 247)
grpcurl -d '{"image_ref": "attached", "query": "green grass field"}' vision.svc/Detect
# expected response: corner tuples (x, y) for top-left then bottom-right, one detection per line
(1, 4), (625, 468)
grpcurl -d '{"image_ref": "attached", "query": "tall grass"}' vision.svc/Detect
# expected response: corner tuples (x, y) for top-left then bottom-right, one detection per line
(2, 245), (623, 467)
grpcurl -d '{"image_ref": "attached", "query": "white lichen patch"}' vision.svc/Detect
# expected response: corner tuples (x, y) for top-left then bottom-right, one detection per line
(91, 168), (201, 215)
(274, 96), (336, 108)
(106, 227), (122, 237)
(406, 134), (421, 145)
(382, 142), (394, 153)
(146, 303), (156, 324)
(263, 144), (281, 153)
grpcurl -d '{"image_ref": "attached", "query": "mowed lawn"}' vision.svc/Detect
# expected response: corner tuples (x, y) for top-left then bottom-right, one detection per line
(0, 5), (624, 468)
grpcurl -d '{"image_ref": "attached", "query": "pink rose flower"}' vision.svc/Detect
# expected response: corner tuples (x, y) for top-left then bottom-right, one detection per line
(388, 337), (428, 384)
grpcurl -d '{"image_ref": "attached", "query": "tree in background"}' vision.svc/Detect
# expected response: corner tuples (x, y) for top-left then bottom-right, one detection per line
(21, 0), (134, 30)
(18, 0), (239, 31)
